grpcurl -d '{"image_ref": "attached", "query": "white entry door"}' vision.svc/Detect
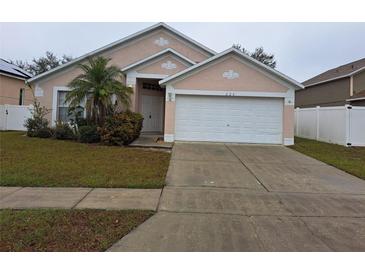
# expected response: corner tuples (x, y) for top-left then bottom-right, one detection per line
(175, 95), (283, 144)
(141, 95), (164, 132)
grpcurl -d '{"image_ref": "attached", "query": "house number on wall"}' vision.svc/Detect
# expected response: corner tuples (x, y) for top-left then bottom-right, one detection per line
(225, 92), (235, 96)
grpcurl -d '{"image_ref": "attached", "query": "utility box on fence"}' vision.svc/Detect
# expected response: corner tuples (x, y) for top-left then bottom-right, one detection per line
(0, 104), (33, 131)
(295, 105), (365, 147)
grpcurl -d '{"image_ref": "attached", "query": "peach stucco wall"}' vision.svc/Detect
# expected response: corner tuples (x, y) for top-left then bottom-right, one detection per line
(163, 53), (294, 144)
(283, 105), (294, 138)
(136, 55), (190, 76)
(31, 67), (83, 121)
(105, 29), (209, 67)
(0, 75), (33, 105)
(31, 28), (211, 122)
(164, 101), (175, 135)
(173, 54), (288, 92)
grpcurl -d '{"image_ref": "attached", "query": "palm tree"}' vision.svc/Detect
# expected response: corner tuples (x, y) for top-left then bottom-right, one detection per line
(66, 56), (133, 125)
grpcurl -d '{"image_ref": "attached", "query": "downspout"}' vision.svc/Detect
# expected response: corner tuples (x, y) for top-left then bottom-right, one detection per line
(349, 76), (354, 97)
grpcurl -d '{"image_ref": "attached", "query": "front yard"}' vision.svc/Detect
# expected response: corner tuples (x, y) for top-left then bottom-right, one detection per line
(0, 131), (170, 188)
(0, 209), (153, 251)
(290, 137), (365, 180)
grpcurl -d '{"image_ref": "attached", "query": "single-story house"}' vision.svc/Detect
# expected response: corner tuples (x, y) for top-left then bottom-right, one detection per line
(27, 22), (303, 145)
(296, 58), (365, 108)
(0, 59), (33, 105)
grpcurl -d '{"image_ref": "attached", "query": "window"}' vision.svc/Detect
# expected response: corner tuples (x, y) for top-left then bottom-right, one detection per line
(142, 82), (165, 91)
(57, 90), (69, 122)
(19, 88), (24, 105)
(57, 90), (85, 123)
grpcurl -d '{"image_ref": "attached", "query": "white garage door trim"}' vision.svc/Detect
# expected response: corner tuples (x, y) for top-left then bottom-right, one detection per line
(175, 95), (284, 144)
(172, 88), (289, 98)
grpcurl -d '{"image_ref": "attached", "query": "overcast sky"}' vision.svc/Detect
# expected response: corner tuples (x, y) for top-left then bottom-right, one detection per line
(1, 22), (364, 82)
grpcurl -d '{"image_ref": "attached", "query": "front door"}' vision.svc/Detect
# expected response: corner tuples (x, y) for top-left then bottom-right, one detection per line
(141, 95), (164, 132)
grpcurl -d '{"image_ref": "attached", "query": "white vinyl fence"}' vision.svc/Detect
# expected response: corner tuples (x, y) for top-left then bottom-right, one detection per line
(0, 104), (33, 131)
(295, 105), (365, 147)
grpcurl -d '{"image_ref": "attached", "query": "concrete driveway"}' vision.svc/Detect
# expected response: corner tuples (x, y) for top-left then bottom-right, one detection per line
(109, 143), (365, 251)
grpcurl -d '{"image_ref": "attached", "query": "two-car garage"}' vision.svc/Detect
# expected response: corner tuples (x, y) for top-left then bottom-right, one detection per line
(159, 48), (303, 146)
(174, 95), (283, 144)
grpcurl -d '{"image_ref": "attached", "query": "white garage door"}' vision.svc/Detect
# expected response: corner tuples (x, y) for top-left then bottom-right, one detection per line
(175, 95), (283, 144)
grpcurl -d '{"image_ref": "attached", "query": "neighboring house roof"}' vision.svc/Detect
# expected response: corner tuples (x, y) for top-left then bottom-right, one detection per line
(121, 48), (196, 72)
(346, 90), (365, 102)
(159, 47), (304, 89)
(0, 58), (32, 79)
(303, 58), (365, 87)
(27, 22), (216, 84)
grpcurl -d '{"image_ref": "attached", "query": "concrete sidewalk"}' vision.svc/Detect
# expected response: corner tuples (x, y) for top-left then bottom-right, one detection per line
(0, 187), (161, 210)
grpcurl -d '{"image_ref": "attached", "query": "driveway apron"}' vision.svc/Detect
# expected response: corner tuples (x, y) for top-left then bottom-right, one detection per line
(109, 143), (365, 251)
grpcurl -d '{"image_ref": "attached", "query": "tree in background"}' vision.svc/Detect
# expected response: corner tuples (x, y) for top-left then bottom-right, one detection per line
(233, 44), (277, 68)
(11, 51), (73, 76)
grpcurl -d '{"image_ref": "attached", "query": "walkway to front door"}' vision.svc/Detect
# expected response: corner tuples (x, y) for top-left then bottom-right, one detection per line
(109, 143), (365, 251)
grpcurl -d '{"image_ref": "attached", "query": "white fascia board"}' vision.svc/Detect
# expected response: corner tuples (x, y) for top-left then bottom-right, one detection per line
(160, 48), (304, 89)
(121, 48), (196, 72)
(159, 48), (233, 85)
(159, 23), (216, 55)
(230, 48), (304, 89)
(0, 72), (28, 81)
(28, 22), (215, 84)
(346, 96), (365, 101)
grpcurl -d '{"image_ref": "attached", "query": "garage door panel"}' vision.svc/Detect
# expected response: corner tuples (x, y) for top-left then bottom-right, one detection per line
(175, 95), (283, 144)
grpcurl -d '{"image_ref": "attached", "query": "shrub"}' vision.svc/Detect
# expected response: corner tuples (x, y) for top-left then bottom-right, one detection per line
(75, 117), (88, 127)
(37, 127), (53, 138)
(78, 125), (100, 143)
(53, 122), (76, 140)
(24, 100), (51, 138)
(68, 105), (87, 130)
(99, 111), (143, 146)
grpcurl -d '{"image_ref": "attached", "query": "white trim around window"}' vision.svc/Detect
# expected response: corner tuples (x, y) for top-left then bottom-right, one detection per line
(52, 86), (71, 126)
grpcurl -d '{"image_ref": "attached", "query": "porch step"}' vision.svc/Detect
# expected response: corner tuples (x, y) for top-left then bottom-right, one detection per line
(129, 135), (173, 149)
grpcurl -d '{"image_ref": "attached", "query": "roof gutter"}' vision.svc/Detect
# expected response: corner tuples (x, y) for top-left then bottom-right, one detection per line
(346, 97), (365, 102)
(0, 71), (30, 81)
(304, 66), (365, 88)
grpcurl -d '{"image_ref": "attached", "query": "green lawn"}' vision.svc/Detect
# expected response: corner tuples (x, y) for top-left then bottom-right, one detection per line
(290, 137), (365, 180)
(0, 131), (170, 188)
(0, 209), (153, 251)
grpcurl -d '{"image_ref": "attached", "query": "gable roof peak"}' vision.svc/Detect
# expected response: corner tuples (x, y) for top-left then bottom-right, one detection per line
(160, 47), (304, 89)
(121, 48), (196, 72)
(28, 22), (216, 83)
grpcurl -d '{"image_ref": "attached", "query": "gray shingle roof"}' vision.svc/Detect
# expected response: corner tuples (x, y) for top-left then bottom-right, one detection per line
(0, 58), (33, 79)
(303, 58), (365, 87)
